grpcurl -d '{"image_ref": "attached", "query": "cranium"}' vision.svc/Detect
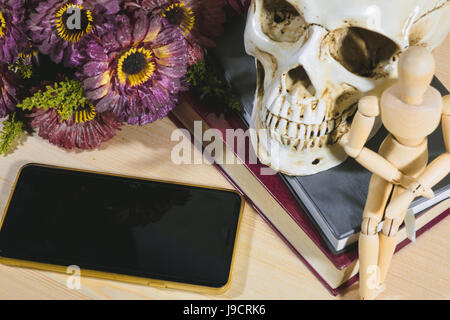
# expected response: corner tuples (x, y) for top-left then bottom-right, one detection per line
(244, 0), (450, 175)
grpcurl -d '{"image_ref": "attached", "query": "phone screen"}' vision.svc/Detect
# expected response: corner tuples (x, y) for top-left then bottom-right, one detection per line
(0, 164), (243, 288)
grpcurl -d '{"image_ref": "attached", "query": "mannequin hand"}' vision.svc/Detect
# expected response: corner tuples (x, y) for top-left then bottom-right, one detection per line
(409, 181), (435, 199)
(397, 174), (434, 199)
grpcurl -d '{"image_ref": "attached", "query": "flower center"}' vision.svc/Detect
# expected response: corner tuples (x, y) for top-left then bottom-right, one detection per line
(161, 2), (195, 36)
(117, 48), (155, 87)
(74, 103), (96, 123)
(55, 4), (93, 43)
(67, 103), (96, 123)
(0, 11), (6, 38)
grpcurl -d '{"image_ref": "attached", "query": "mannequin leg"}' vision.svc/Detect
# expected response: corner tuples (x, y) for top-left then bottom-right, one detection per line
(359, 174), (393, 300)
(378, 155), (428, 285)
(378, 185), (408, 284)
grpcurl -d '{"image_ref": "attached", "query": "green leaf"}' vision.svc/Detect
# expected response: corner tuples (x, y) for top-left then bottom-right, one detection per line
(0, 113), (25, 155)
(17, 79), (87, 121)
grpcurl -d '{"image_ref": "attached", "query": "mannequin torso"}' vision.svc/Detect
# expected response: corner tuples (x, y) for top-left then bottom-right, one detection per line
(381, 84), (442, 147)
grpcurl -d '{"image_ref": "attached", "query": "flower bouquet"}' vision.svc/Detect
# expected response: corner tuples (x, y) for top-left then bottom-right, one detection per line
(0, 0), (250, 154)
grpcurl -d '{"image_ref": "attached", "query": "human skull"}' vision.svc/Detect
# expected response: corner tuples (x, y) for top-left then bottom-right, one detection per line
(245, 0), (450, 176)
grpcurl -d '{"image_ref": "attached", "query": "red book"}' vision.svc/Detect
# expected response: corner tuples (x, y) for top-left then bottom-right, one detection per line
(170, 92), (450, 295)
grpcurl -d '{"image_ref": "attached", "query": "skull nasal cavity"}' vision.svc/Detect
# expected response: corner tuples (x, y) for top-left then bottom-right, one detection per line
(286, 65), (316, 97)
(330, 27), (399, 78)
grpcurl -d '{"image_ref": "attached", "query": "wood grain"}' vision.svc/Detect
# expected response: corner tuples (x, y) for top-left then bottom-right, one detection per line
(435, 34), (450, 90)
(0, 37), (449, 300)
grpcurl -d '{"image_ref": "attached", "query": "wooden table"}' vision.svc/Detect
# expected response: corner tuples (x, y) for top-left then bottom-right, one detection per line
(0, 37), (449, 300)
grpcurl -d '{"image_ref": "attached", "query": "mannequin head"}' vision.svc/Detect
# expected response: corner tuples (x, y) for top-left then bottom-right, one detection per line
(398, 46), (435, 105)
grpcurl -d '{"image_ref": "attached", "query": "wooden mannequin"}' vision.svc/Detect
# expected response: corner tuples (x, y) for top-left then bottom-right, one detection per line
(344, 46), (450, 300)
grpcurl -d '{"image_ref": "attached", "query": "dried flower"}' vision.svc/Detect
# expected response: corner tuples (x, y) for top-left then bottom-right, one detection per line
(26, 107), (122, 149)
(0, 65), (21, 118)
(79, 12), (189, 125)
(125, 0), (226, 64)
(0, 0), (29, 64)
(27, 0), (121, 67)
(20, 79), (122, 149)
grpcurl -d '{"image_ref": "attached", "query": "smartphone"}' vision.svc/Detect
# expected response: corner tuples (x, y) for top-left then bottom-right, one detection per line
(0, 164), (244, 294)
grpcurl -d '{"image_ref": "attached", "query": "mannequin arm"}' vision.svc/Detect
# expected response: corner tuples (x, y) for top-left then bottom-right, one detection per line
(354, 148), (403, 183)
(345, 96), (403, 183)
(415, 153), (450, 190)
(419, 94), (450, 186)
(415, 95), (450, 188)
(344, 96), (379, 157)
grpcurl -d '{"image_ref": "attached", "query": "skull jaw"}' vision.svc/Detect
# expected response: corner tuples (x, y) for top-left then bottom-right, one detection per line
(251, 126), (349, 176)
(250, 100), (350, 176)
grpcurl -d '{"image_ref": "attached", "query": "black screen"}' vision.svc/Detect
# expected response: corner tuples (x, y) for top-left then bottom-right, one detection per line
(0, 164), (242, 288)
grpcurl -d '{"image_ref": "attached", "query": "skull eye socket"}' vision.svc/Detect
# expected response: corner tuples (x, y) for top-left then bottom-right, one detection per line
(260, 0), (307, 43)
(329, 27), (399, 78)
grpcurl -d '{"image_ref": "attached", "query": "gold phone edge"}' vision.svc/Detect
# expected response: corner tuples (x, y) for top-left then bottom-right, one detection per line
(0, 163), (245, 296)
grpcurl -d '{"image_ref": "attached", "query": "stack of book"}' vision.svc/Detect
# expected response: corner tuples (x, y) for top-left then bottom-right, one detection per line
(170, 17), (450, 295)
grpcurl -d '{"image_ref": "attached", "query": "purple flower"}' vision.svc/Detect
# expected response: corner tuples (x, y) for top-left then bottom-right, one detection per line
(27, 0), (121, 67)
(78, 12), (189, 125)
(126, 0), (198, 36)
(125, 0), (227, 64)
(0, 65), (20, 118)
(0, 0), (29, 64)
(27, 106), (122, 150)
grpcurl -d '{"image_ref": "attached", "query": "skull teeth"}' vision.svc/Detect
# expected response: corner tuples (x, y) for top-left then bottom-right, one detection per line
(262, 105), (356, 150)
(264, 109), (338, 139)
(267, 96), (324, 124)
